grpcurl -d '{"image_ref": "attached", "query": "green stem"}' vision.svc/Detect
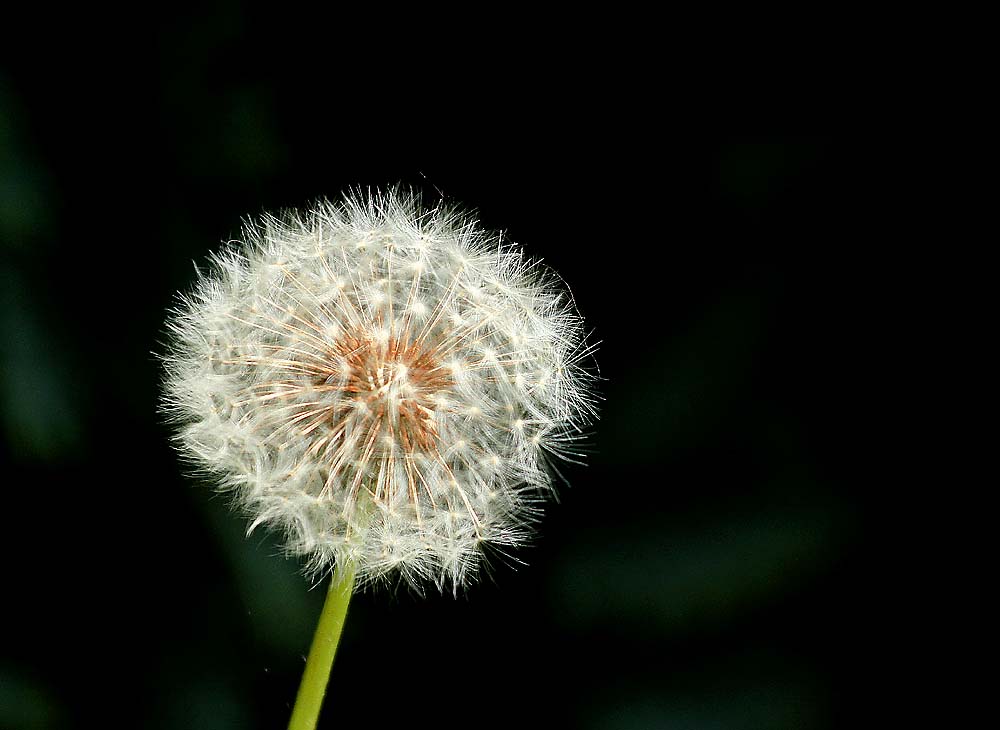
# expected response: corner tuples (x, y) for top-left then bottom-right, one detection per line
(287, 564), (356, 730)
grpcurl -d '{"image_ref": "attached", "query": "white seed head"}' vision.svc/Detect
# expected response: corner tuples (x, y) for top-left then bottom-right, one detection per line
(161, 188), (598, 593)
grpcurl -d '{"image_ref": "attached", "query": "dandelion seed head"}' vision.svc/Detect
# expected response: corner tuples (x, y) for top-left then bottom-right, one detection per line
(161, 188), (598, 593)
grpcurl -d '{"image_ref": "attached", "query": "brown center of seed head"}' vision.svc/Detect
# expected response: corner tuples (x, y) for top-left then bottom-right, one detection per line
(321, 330), (452, 455)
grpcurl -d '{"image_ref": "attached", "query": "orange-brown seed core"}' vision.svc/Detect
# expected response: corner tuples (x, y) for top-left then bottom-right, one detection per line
(317, 331), (453, 454)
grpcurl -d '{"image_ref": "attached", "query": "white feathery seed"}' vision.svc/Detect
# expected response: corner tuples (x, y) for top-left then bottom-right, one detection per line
(161, 189), (598, 592)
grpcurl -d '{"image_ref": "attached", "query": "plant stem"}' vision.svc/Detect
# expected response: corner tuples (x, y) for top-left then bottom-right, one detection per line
(287, 564), (356, 730)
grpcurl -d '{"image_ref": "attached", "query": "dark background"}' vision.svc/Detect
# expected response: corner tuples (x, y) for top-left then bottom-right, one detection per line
(1, 13), (895, 730)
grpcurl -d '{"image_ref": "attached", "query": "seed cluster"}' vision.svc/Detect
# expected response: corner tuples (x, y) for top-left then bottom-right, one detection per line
(162, 190), (597, 591)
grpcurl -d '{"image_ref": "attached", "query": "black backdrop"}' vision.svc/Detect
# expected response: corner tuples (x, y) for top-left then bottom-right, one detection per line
(1, 14), (895, 730)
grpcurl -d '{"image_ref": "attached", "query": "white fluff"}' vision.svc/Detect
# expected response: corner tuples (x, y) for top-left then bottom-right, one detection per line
(161, 189), (598, 592)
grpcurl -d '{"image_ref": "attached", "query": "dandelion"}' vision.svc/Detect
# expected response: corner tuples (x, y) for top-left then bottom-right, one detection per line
(160, 188), (598, 728)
